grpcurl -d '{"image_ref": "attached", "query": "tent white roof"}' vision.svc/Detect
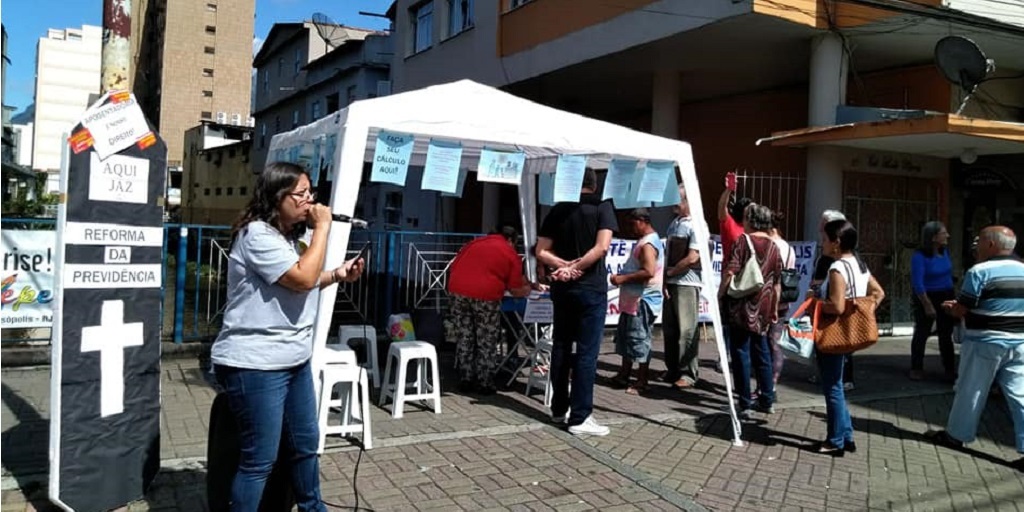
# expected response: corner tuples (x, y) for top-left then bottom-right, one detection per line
(268, 79), (742, 445)
(273, 79), (696, 172)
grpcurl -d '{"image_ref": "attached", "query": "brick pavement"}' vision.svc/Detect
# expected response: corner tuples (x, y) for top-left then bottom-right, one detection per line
(4, 334), (1024, 510)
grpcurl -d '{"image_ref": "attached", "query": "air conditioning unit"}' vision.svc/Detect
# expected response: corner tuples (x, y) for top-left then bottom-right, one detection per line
(376, 80), (392, 97)
(215, 111), (227, 123)
(230, 113), (242, 125)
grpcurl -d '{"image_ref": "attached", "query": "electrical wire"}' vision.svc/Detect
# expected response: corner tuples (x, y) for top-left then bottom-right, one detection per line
(322, 324), (375, 511)
(833, 0), (1024, 37)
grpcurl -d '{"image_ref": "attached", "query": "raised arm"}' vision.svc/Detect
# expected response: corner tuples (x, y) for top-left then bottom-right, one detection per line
(717, 186), (733, 223)
(278, 205), (332, 292)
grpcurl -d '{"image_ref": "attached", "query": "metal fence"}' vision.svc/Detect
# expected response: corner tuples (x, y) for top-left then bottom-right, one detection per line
(1, 218), (482, 346)
(735, 169), (807, 240)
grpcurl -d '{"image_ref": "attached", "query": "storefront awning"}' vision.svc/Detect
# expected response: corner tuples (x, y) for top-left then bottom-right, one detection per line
(756, 114), (1024, 159)
(2, 161), (38, 181)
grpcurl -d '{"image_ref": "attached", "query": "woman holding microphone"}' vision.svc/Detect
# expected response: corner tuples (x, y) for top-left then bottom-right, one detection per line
(211, 162), (364, 512)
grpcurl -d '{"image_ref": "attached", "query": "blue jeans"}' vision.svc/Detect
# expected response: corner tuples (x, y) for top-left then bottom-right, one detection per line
(729, 328), (774, 411)
(947, 342), (1024, 453)
(550, 287), (607, 426)
(818, 352), (853, 448)
(216, 360), (326, 512)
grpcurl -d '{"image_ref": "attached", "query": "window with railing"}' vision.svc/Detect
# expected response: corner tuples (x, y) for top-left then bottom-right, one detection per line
(411, 1), (433, 54)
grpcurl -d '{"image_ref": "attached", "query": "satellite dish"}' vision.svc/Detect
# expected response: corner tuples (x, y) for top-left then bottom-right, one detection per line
(311, 12), (341, 51)
(934, 36), (995, 115)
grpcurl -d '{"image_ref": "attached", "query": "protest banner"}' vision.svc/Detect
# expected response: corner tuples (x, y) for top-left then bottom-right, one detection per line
(2, 230), (57, 327)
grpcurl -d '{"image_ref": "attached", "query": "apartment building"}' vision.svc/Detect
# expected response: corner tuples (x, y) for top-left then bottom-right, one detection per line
(181, 121), (253, 224)
(3, 23), (39, 203)
(131, 0), (255, 190)
(387, 0), (1024, 330)
(251, 22), (384, 172)
(30, 25), (101, 190)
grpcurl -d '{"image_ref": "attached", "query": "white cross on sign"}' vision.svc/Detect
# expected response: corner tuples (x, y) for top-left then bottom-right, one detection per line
(80, 300), (145, 417)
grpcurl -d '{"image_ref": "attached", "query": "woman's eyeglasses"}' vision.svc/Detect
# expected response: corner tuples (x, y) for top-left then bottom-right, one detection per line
(289, 190), (316, 201)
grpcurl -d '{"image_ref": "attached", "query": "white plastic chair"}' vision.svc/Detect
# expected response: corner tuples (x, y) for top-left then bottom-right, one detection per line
(317, 363), (372, 452)
(379, 341), (441, 418)
(337, 325), (380, 389)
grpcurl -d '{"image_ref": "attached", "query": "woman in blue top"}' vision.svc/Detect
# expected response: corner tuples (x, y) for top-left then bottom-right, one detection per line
(212, 162), (364, 512)
(909, 221), (956, 382)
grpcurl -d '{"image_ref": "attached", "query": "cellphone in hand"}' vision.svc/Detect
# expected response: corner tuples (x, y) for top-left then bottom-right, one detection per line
(725, 172), (738, 192)
(353, 244), (370, 263)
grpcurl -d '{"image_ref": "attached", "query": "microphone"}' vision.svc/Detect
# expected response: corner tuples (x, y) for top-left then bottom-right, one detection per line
(331, 213), (369, 229)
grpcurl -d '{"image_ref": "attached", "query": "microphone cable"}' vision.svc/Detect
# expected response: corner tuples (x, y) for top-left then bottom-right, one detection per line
(323, 324), (375, 512)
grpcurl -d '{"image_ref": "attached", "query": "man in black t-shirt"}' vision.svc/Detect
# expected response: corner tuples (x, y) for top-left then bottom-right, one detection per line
(536, 168), (617, 436)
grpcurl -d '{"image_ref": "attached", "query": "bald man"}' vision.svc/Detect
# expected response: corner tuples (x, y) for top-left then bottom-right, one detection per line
(925, 226), (1024, 471)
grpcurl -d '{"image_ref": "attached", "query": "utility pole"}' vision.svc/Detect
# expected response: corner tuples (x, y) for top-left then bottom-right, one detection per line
(100, 0), (131, 94)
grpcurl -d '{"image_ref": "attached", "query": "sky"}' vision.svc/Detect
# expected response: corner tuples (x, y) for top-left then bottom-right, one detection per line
(1, 0), (392, 115)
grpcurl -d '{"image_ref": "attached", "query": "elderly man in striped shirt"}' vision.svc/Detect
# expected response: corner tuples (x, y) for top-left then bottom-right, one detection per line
(925, 226), (1024, 471)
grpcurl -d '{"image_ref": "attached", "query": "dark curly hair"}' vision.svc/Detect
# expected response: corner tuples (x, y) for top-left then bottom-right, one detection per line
(231, 161), (309, 243)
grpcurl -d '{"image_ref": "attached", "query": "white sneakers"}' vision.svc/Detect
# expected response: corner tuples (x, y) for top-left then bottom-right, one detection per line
(567, 415), (610, 436)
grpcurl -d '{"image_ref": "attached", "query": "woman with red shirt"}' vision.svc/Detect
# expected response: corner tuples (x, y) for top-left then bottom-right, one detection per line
(446, 226), (533, 394)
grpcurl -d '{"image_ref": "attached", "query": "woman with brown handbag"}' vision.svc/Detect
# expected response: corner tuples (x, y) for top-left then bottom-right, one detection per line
(810, 220), (885, 456)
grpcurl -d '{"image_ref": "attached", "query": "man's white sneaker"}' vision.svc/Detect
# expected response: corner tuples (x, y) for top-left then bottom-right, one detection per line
(568, 416), (610, 436)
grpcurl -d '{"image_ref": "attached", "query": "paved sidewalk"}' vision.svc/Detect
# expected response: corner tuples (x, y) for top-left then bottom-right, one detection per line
(4, 334), (1023, 510)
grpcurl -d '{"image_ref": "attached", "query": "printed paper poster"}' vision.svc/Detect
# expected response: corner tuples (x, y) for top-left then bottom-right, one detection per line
(441, 167), (469, 198)
(603, 159), (636, 206)
(477, 149), (525, 184)
(81, 92), (151, 159)
(618, 165), (646, 209)
(88, 153), (149, 204)
(370, 130), (414, 186)
(320, 134), (339, 182)
(553, 154), (587, 203)
(655, 171), (681, 208)
(539, 172), (555, 206)
(422, 140), (463, 193)
(637, 161), (674, 203)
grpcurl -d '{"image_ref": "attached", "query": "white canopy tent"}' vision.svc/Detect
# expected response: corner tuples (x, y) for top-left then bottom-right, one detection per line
(268, 79), (743, 445)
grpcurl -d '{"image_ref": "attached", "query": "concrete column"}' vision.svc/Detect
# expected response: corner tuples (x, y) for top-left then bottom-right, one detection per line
(651, 70), (681, 138)
(481, 183), (500, 233)
(803, 32), (848, 240)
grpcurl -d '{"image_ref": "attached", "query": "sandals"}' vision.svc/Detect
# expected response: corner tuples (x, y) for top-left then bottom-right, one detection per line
(625, 382), (649, 395)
